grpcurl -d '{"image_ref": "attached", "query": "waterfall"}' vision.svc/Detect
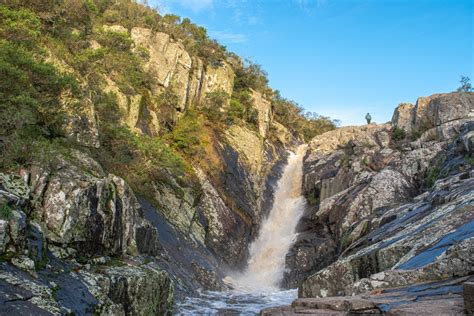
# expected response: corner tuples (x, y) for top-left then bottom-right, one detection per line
(229, 145), (307, 292)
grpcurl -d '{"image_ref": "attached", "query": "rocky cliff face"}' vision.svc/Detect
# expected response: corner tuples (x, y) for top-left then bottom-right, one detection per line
(284, 92), (474, 312)
(0, 12), (296, 314)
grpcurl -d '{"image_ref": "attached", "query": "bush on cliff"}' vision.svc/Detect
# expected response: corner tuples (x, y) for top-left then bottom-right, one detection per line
(392, 127), (407, 141)
(0, 7), (81, 170)
(168, 110), (207, 159)
(272, 91), (337, 141)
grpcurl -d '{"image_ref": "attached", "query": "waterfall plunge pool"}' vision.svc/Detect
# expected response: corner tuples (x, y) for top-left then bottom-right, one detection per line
(176, 288), (297, 315)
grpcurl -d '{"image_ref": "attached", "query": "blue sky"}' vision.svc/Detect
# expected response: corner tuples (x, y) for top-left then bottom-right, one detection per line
(150, 0), (473, 125)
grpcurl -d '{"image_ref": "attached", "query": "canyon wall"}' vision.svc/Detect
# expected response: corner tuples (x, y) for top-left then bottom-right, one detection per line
(0, 16), (296, 313)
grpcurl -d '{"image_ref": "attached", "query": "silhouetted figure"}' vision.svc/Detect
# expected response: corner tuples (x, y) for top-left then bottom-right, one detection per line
(365, 113), (372, 124)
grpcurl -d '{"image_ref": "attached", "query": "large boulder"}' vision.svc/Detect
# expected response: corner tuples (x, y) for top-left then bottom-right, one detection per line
(0, 260), (174, 316)
(83, 263), (174, 315)
(393, 92), (474, 136)
(391, 102), (415, 133)
(29, 151), (160, 258)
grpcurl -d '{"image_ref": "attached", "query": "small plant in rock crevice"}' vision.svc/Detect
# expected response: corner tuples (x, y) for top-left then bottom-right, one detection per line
(0, 203), (13, 220)
(391, 127), (407, 141)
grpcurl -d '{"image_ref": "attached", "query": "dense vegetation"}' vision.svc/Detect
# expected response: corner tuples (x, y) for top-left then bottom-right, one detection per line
(0, 1), (337, 199)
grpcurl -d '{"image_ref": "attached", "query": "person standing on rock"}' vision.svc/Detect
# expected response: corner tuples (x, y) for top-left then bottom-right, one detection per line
(365, 113), (372, 124)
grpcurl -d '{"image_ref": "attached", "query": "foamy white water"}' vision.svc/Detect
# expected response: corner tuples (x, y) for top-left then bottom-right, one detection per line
(177, 145), (307, 314)
(230, 145), (307, 291)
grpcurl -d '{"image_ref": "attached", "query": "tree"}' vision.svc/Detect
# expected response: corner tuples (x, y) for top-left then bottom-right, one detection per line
(457, 76), (472, 92)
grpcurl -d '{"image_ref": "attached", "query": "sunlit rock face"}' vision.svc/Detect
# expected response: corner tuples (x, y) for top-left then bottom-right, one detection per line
(27, 151), (160, 258)
(287, 92), (474, 292)
(130, 26), (234, 110)
(392, 92), (474, 135)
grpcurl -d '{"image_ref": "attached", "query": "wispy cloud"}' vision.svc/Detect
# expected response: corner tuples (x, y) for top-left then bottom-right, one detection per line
(154, 0), (214, 13)
(293, 0), (329, 13)
(208, 30), (247, 44)
(179, 0), (213, 12)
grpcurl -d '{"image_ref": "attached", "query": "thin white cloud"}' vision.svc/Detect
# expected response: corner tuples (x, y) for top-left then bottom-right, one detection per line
(293, 0), (329, 12)
(209, 30), (247, 44)
(175, 0), (213, 12)
(153, 0), (213, 13)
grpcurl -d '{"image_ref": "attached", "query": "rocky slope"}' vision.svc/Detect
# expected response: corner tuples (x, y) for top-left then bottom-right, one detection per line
(274, 92), (474, 314)
(0, 2), (315, 314)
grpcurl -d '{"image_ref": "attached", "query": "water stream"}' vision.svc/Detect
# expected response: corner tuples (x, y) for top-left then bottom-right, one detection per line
(177, 145), (307, 314)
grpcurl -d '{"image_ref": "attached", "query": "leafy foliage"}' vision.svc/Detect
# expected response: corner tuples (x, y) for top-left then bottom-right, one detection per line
(457, 75), (472, 92)
(272, 91), (337, 141)
(0, 5), (40, 48)
(0, 203), (13, 220)
(0, 6), (80, 170)
(392, 127), (407, 141)
(168, 110), (206, 158)
(234, 60), (269, 93)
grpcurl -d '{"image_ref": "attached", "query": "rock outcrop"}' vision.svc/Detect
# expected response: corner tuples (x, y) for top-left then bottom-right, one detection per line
(263, 276), (471, 315)
(27, 151), (160, 258)
(392, 92), (474, 135)
(285, 92), (474, 302)
(130, 26), (234, 111)
(0, 162), (173, 314)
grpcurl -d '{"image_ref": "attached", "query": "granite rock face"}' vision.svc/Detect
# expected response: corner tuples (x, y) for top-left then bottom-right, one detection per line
(392, 92), (474, 134)
(288, 92), (474, 300)
(263, 276), (470, 315)
(0, 260), (174, 316)
(130, 26), (234, 112)
(0, 163), (174, 315)
(28, 152), (159, 258)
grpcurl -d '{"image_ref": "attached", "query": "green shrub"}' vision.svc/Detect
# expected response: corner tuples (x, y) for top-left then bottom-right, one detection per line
(204, 90), (229, 109)
(361, 157), (369, 166)
(391, 127), (407, 141)
(0, 6), (41, 48)
(307, 192), (320, 206)
(272, 92), (337, 141)
(228, 98), (245, 123)
(0, 203), (13, 220)
(234, 60), (269, 92)
(465, 155), (474, 166)
(168, 110), (206, 158)
(200, 91), (230, 123)
(96, 29), (132, 51)
(0, 39), (79, 136)
(426, 166), (440, 188)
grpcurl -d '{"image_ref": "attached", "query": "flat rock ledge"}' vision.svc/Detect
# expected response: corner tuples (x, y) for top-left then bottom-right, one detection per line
(261, 276), (471, 315)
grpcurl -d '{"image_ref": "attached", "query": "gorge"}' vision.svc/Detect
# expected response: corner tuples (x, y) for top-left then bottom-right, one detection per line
(0, 1), (473, 315)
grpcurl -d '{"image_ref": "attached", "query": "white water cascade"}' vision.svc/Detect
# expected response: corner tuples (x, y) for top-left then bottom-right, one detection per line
(177, 145), (308, 314)
(230, 145), (308, 291)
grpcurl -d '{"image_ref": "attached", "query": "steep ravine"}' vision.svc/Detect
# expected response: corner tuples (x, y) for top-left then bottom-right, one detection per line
(1, 2), (473, 315)
(0, 4), (306, 314)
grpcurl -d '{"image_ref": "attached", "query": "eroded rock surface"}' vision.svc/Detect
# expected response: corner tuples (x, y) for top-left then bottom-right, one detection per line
(286, 92), (474, 298)
(263, 276), (470, 315)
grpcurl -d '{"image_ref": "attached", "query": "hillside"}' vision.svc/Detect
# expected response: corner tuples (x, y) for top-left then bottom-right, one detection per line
(1, 1), (473, 315)
(0, 1), (336, 314)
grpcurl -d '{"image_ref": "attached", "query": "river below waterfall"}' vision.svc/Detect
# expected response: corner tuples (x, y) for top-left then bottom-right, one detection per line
(176, 146), (307, 315)
(176, 289), (297, 314)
